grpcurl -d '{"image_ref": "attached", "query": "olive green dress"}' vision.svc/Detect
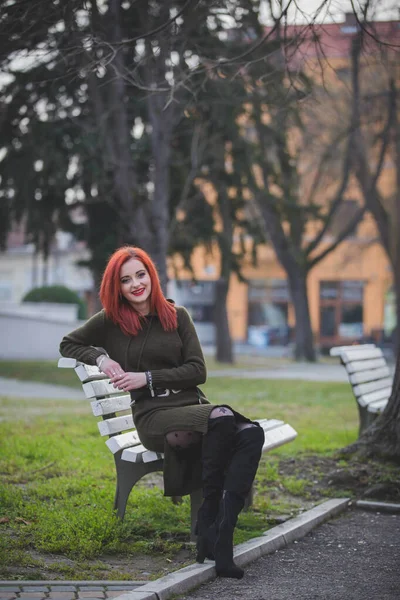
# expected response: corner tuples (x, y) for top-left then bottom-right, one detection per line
(60, 304), (250, 496)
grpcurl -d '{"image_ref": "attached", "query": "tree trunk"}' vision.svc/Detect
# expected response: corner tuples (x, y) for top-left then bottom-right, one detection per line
(89, 0), (152, 251)
(287, 267), (316, 361)
(31, 248), (38, 288)
(257, 198), (316, 362)
(214, 277), (234, 363)
(394, 266), (400, 355)
(148, 96), (171, 293)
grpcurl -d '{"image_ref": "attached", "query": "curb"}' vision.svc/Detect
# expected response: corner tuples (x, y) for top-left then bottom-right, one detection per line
(355, 500), (400, 513)
(114, 498), (350, 600)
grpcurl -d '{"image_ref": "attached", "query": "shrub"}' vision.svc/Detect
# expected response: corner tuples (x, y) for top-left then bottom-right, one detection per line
(22, 285), (87, 320)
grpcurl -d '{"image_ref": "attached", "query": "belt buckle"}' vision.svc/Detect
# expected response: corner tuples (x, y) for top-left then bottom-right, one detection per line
(157, 389), (170, 397)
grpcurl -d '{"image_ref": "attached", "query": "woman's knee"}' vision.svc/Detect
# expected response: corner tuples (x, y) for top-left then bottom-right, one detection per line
(236, 423), (265, 449)
(210, 406), (234, 419)
(165, 430), (201, 449)
(236, 422), (256, 432)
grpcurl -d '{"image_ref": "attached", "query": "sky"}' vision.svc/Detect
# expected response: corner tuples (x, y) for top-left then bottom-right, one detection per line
(262, 0), (399, 24)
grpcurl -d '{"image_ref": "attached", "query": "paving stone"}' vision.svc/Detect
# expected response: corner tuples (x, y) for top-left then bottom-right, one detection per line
(45, 594), (75, 600)
(77, 589), (104, 593)
(77, 594), (105, 599)
(76, 597), (105, 600)
(21, 589), (49, 593)
(105, 588), (140, 592)
(0, 594), (17, 600)
(0, 588), (21, 593)
(47, 588), (76, 593)
(104, 593), (126, 599)
(18, 594), (46, 599)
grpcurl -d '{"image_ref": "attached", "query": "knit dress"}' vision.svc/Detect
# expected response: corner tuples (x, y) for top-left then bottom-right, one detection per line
(59, 305), (250, 496)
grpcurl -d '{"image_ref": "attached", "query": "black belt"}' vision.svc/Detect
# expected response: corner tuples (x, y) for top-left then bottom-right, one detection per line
(130, 387), (182, 406)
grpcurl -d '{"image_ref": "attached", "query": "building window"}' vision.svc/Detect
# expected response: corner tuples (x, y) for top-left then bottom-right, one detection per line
(319, 280), (364, 344)
(247, 279), (290, 346)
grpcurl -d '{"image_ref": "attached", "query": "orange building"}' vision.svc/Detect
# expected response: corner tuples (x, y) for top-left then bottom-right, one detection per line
(169, 14), (399, 351)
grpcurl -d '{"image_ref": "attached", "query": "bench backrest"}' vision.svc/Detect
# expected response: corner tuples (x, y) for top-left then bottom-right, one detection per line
(58, 357), (163, 462)
(329, 345), (392, 412)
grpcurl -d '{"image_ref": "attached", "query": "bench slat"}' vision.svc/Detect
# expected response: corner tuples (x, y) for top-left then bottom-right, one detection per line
(352, 377), (393, 398)
(121, 444), (164, 463)
(83, 380), (127, 399)
(98, 414), (135, 436)
(346, 357), (386, 374)
(58, 357), (80, 368)
(329, 344), (376, 357)
(367, 398), (389, 413)
(348, 366), (391, 385)
(106, 430), (141, 454)
(91, 395), (132, 416)
(75, 364), (108, 383)
(340, 348), (383, 363)
(255, 419), (284, 430)
(262, 424), (298, 451)
(358, 386), (392, 408)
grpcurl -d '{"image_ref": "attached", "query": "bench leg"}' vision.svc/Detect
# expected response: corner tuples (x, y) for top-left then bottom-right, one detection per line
(189, 488), (202, 542)
(358, 406), (377, 437)
(113, 454), (164, 520)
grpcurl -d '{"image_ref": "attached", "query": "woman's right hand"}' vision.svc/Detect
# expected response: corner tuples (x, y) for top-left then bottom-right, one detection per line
(97, 356), (125, 379)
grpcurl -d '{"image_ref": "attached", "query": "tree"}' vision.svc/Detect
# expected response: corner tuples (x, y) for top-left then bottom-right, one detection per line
(349, 27), (400, 350)
(341, 7), (400, 460)
(231, 6), (367, 361)
(168, 73), (263, 363)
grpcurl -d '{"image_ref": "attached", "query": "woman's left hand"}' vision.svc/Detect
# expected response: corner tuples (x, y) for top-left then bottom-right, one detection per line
(111, 371), (147, 391)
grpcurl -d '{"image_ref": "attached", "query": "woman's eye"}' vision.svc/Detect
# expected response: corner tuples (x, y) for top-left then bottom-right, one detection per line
(138, 272), (145, 278)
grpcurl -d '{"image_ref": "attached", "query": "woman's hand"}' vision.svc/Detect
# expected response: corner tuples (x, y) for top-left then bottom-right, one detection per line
(98, 357), (125, 379)
(111, 371), (147, 392)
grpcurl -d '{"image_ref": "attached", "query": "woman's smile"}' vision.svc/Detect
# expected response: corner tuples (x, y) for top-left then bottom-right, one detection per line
(132, 288), (145, 296)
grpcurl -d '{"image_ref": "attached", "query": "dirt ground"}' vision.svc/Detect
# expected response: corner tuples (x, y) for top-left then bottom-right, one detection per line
(5, 454), (400, 582)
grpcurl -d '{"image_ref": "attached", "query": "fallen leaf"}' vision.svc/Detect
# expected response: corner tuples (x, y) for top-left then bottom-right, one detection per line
(15, 517), (33, 525)
(0, 516), (10, 524)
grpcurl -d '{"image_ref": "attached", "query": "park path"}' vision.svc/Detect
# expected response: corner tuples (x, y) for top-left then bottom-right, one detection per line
(1, 509), (399, 600)
(178, 509), (400, 600)
(0, 363), (349, 400)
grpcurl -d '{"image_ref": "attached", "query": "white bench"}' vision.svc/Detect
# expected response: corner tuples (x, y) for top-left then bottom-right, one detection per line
(58, 357), (298, 537)
(330, 344), (393, 436)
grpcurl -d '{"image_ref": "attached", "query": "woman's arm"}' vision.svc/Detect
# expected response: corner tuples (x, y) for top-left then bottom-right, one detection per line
(59, 311), (108, 365)
(149, 307), (207, 389)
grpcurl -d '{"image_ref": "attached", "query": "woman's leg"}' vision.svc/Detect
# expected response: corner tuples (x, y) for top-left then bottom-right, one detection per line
(196, 407), (237, 563)
(165, 430), (202, 450)
(214, 423), (265, 579)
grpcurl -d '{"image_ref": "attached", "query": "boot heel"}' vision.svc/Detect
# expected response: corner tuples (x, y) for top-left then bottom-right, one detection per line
(214, 491), (245, 579)
(216, 564), (244, 579)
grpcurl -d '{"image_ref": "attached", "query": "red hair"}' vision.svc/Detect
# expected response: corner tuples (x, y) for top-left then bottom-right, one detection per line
(99, 246), (177, 336)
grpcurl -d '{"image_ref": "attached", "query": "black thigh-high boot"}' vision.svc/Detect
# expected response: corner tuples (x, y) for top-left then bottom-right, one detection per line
(196, 415), (237, 563)
(214, 425), (265, 579)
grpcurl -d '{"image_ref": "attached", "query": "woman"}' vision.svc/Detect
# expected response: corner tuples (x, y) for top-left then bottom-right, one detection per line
(60, 246), (264, 579)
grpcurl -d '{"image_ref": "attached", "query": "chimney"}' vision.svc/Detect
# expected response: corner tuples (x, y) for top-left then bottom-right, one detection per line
(344, 12), (357, 26)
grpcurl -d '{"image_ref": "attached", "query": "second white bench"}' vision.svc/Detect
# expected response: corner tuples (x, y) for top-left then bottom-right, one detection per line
(330, 344), (392, 436)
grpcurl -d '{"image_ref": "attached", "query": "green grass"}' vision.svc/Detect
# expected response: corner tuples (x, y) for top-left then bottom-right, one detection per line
(0, 360), (359, 580)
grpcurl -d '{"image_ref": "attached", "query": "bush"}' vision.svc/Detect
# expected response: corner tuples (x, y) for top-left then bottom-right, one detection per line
(22, 285), (87, 320)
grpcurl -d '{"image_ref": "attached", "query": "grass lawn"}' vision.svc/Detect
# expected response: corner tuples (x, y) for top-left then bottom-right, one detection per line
(1, 361), (397, 582)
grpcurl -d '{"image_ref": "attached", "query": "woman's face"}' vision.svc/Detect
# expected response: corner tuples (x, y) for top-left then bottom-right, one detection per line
(120, 258), (152, 315)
